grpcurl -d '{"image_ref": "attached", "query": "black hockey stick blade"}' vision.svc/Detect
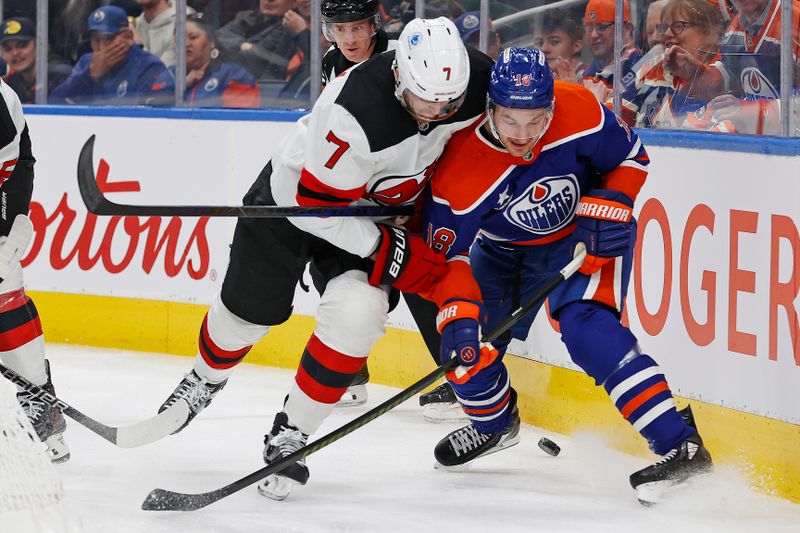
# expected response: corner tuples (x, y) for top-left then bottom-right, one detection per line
(0, 363), (190, 448)
(78, 135), (414, 218)
(141, 247), (586, 511)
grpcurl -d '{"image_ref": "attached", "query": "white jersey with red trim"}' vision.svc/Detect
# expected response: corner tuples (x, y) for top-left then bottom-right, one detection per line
(269, 48), (493, 258)
(0, 79), (25, 185)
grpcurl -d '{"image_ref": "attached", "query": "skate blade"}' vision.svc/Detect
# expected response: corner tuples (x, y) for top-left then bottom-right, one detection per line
(434, 434), (521, 471)
(334, 385), (367, 408)
(474, 433), (521, 462)
(635, 480), (674, 506)
(422, 403), (469, 424)
(635, 471), (712, 506)
(434, 461), (472, 472)
(45, 434), (71, 464)
(256, 474), (300, 501)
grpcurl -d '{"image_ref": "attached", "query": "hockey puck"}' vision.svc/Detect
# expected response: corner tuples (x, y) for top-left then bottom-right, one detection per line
(537, 437), (560, 457)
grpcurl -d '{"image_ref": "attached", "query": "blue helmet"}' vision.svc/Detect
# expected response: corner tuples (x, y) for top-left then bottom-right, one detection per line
(488, 47), (554, 109)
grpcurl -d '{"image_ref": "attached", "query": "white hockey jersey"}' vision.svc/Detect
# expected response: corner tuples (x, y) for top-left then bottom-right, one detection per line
(268, 47), (493, 258)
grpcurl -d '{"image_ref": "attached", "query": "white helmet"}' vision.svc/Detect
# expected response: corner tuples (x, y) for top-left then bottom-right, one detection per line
(394, 17), (470, 105)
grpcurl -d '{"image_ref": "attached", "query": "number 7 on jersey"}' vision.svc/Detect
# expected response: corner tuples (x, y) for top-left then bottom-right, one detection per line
(324, 131), (350, 169)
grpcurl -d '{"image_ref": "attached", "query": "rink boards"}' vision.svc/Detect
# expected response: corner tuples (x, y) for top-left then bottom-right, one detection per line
(20, 108), (800, 503)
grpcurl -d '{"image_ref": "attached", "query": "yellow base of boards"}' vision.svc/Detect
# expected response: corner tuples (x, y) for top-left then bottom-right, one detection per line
(31, 291), (799, 503)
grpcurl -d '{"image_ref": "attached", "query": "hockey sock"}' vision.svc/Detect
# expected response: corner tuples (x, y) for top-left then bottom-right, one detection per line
(194, 294), (270, 383)
(449, 363), (514, 434)
(195, 313), (255, 383)
(284, 334), (367, 434)
(559, 301), (694, 455)
(0, 290), (47, 386)
(603, 353), (695, 455)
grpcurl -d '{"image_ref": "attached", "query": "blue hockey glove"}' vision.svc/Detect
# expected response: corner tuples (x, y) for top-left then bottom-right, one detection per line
(436, 299), (482, 367)
(436, 300), (502, 383)
(574, 189), (635, 275)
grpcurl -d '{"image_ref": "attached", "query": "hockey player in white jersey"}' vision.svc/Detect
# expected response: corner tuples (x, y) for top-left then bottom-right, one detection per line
(0, 79), (69, 463)
(157, 18), (494, 500)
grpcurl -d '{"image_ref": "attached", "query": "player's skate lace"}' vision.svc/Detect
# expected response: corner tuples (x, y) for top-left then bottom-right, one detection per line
(18, 394), (46, 423)
(269, 428), (307, 456)
(448, 425), (491, 458)
(655, 447), (681, 465)
(162, 371), (225, 413)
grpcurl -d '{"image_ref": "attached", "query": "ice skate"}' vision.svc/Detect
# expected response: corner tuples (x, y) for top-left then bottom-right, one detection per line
(630, 433), (714, 506)
(256, 412), (310, 501)
(434, 393), (520, 467)
(16, 361), (70, 463)
(335, 364), (369, 408)
(419, 382), (468, 424)
(158, 370), (227, 433)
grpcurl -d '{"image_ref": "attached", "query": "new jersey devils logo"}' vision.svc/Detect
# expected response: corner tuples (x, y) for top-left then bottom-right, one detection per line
(364, 166), (433, 206)
(503, 174), (578, 234)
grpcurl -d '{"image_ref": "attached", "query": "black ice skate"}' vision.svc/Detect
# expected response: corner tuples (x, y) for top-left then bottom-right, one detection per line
(257, 412), (310, 501)
(630, 432), (714, 506)
(335, 363), (369, 408)
(434, 391), (520, 468)
(17, 360), (69, 463)
(419, 381), (468, 424)
(158, 370), (227, 433)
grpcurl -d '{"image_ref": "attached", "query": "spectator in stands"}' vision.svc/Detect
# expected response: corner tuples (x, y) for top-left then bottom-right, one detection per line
(0, 18), (73, 104)
(216, 0), (298, 80)
(644, 0), (668, 50)
(281, 0), (312, 87)
(424, 0), (466, 20)
(150, 15), (259, 107)
(50, 5), (168, 105)
(538, 10), (585, 84)
(134, 0), (188, 67)
(581, 0), (642, 116)
(667, 0), (798, 134)
(453, 11), (501, 60)
(626, 0), (725, 128)
(55, 0), (143, 65)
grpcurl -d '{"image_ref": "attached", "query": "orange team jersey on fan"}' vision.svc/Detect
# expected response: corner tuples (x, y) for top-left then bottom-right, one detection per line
(420, 81), (650, 307)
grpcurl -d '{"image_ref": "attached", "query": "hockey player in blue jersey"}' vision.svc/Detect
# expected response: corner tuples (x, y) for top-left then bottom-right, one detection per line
(418, 47), (714, 503)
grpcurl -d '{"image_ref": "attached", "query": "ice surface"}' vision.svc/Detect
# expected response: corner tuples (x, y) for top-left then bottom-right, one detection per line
(31, 345), (800, 533)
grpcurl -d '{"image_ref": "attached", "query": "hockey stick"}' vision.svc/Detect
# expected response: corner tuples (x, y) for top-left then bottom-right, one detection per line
(1, 363), (191, 448)
(141, 245), (586, 511)
(77, 135), (414, 218)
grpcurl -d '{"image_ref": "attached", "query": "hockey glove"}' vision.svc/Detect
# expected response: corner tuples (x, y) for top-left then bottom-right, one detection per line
(369, 224), (448, 293)
(436, 300), (500, 384)
(574, 189), (635, 275)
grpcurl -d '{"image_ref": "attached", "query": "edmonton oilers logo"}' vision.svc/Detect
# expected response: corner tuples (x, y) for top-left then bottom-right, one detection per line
(740, 67), (778, 99)
(94, 10), (106, 22)
(503, 174), (578, 234)
(204, 78), (219, 92)
(117, 79), (128, 97)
